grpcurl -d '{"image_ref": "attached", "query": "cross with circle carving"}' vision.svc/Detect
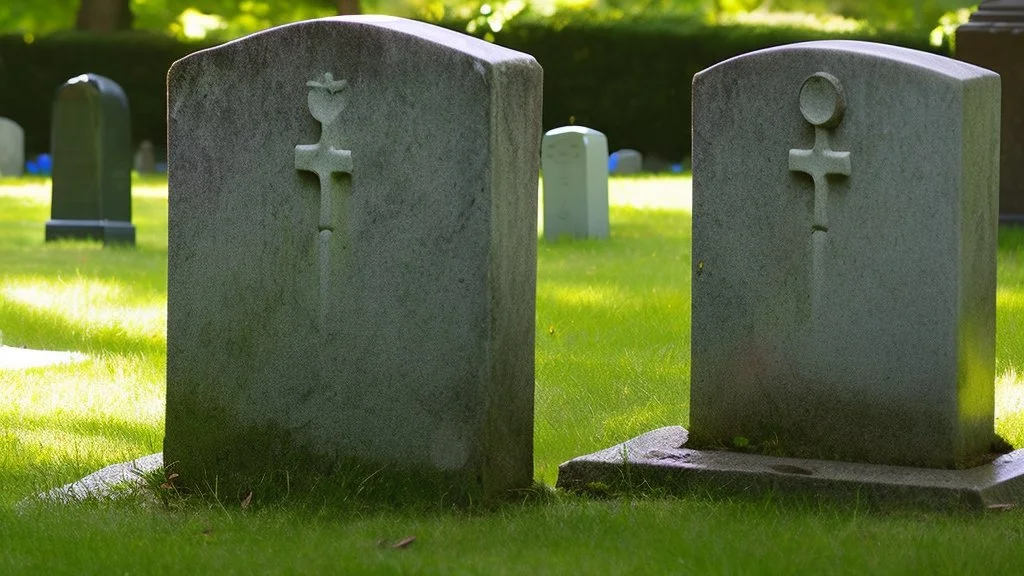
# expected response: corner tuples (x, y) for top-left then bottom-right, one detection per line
(295, 73), (353, 331)
(788, 72), (852, 233)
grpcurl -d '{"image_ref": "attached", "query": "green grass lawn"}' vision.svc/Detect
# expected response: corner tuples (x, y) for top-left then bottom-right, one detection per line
(3, 175), (1024, 573)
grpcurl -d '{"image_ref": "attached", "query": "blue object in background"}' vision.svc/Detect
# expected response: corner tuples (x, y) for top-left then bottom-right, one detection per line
(608, 151), (620, 172)
(670, 163), (683, 173)
(26, 154), (52, 176)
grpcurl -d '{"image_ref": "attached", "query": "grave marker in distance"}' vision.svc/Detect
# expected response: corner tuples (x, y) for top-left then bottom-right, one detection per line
(542, 126), (609, 240)
(46, 73), (135, 246)
(0, 118), (25, 177)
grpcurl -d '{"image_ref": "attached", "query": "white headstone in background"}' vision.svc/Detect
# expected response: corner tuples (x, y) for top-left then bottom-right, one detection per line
(542, 126), (609, 240)
(690, 41), (1000, 469)
(0, 118), (25, 177)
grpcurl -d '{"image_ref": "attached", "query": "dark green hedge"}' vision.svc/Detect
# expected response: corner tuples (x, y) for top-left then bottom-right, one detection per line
(0, 32), (214, 159)
(482, 15), (947, 163)
(0, 18), (947, 162)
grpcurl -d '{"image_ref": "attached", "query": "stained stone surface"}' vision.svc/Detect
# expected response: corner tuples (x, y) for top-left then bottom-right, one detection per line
(46, 73), (135, 246)
(0, 118), (24, 177)
(542, 126), (609, 240)
(956, 0), (1024, 221)
(689, 41), (1000, 468)
(165, 16), (542, 500)
(557, 427), (1024, 510)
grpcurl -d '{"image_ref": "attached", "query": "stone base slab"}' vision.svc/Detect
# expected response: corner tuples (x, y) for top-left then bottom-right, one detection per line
(45, 219), (136, 246)
(556, 427), (1024, 510)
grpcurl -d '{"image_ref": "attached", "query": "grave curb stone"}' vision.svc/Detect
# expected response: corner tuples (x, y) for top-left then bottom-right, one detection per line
(557, 427), (1024, 510)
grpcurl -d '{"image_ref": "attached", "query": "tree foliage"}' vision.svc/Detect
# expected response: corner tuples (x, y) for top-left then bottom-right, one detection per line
(0, 0), (982, 39)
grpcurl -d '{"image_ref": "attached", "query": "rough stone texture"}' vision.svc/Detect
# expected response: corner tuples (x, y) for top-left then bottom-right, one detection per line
(609, 148), (642, 174)
(557, 427), (1024, 510)
(0, 118), (24, 177)
(46, 73), (135, 246)
(165, 16), (542, 501)
(956, 0), (1024, 221)
(690, 41), (999, 469)
(541, 126), (609, 240)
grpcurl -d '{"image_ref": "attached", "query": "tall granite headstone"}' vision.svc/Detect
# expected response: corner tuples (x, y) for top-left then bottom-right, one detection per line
(0, 118), (25, 177)
(542, 126), (609, 240)
(46, 74), (134, 246)
(957, 0), (1024, 221)
(690, 41), (999, 469)
(165, 16), (542, 500)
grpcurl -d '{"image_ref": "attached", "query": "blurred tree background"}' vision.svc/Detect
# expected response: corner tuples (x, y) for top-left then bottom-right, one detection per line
(0, 0), (980, 41)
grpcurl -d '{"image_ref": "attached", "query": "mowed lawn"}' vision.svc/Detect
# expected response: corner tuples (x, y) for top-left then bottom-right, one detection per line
(3, 175), (1024, 574)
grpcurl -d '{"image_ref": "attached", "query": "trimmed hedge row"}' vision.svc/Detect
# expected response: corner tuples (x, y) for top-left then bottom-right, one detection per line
(0, 18), (947, 161)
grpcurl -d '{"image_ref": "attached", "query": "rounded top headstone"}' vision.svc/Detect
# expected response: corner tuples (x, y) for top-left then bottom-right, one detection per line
(798, 72), (845, 128)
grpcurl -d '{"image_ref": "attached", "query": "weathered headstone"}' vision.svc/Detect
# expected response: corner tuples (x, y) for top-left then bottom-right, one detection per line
(165, 16), (542, 501)
(689, 41), (999, 469)
(542, 126), (609, 240)
(134, 140), (156, 173)
(957, 0), (1024, 222)
(46, 74), (135, 246)
(609, 148), (642, 174)
(558, 41), (1016, 509)
(0, 118), (25, 177)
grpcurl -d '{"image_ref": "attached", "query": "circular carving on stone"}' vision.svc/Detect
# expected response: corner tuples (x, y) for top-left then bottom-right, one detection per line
(798, 72), (845, 128)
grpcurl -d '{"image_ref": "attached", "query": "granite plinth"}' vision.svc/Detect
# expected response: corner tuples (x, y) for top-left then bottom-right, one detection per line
(557, 427), (1024, 510)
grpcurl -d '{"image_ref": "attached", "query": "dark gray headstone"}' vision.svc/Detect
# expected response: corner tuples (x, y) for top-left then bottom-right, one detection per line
(46, 73), (135, 246)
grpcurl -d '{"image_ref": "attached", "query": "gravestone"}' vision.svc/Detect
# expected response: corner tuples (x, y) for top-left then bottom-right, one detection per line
(165, 16), (542, 501)
(689, 41), (999, 469)
(0, 118), (25, 177)
(956, 0), (1024, 222)
(134, 140), (156, 173)
(558, 41), (1021, 509)
(542, 126), (609, 240)
(609, 148), (642, 174)
(46, 74), (135, 246)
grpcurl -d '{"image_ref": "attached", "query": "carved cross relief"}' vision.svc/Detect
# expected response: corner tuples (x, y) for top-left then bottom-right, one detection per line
(788, 72), (852, 233)
(295, 73), (353, 331)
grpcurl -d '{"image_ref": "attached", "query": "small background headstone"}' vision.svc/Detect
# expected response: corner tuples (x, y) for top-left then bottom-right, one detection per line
(134, 140), (156, 173)
(0, 118), (25, 177)
(46, 73), (135, 246)
(956, 0), (1024, 221)
(609, 148), (643, 174)
(542, 125), (609, 240)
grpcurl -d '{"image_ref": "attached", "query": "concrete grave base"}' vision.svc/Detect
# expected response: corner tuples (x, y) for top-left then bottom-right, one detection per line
(45, 219), (136, 246)
(28, 453), (162, 506)
(557, 427), (1024, 510)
